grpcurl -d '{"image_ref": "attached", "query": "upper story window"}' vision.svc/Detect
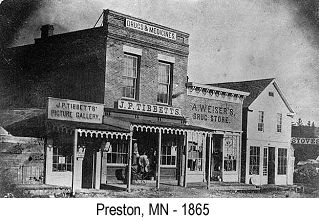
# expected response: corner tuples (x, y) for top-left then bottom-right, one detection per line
(122, 54), (139, 99)
(269, 91), (274, 97)
(258, 111), (264, 132)
(157, 62), (172, 104)
(277, 113), (282, 132)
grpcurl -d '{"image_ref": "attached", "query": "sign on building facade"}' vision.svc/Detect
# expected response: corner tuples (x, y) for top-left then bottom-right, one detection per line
(125, 19), (177, 41)
(185, 97), (242, 131)
(47, 97), (104, 124)
(117, 99), (182, 117)
(291, 137), (319, 145)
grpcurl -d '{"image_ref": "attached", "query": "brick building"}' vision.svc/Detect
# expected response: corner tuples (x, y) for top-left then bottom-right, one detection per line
(1, 10), (221, 191)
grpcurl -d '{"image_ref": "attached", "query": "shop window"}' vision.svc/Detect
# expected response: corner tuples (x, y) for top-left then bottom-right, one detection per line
(157, 62), (172, 104)
(263, 148), (268, 176)
(160, 145), (177, 166)
(106, 141), (128, 164)
(187, 134), (204, 172)
(276, 113), (282, 132)
(249, 146), (260, 175)
(223, 136), (238, 171)
(52, 146), (72, 172)
(258, 111), (264, 132)
(278, 148), (287, 175)
(122, 54), (139, 99)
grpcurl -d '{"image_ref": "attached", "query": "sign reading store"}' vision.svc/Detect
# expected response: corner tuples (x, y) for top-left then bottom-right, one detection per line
(125, 19), (177, 41)
(291, 137), (319, 145)
(118, 100), (182, 117)
(48, 97), (104, 124)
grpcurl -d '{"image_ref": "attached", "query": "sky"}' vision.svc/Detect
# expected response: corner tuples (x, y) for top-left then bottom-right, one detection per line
(3, 0), (319, 124)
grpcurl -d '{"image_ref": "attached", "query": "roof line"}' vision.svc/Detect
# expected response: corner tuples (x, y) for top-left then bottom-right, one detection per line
(272, 81), (294, 114)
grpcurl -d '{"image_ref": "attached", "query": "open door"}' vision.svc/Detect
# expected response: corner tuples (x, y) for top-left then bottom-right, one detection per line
(211, 135), (223, 181)
(82, 147), (95, 188)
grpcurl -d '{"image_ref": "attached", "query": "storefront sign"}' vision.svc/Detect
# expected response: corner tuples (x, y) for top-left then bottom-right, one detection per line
(125, 19), (177, 41)
(291, 137), (319, 145)
(118, 100), (182, 116)
(185, 97), (242, 131)
(48, 97), (104, 124)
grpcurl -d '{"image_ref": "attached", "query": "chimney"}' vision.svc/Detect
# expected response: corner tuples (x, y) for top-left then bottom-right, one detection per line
(40, 24), (54, 38)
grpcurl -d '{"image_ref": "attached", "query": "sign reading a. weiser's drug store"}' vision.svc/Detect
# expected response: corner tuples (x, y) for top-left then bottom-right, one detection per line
(48, 97), (104, 124)
(186, 98), (242, 131)
(125, 19), (177, 41)
(118, 100), (182, 117)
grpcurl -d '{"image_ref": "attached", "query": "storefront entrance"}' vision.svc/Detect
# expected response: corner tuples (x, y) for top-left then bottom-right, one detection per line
(211, 134), (223, 181)
(209, 134), (240, 182)
(82, 146), (96, 188)
(223, 135), (240, 182)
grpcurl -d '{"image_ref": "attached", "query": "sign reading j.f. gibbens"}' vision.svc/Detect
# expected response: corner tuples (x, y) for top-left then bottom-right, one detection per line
(118, 100), (182, 117)
(125, 19), (177, 41)
(48, 97), (104, 124)
(291, 137), (319, 145)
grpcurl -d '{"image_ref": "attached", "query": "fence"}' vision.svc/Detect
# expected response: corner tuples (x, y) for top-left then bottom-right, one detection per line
(3, 165), (44, 184)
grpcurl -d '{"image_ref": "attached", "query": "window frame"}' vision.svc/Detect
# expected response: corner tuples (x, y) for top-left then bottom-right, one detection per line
(52, 146), (73, 172)
(157, 61), (173, 105)
(258, 111), (264, 132)
(106, 141), (129, 166)
(223, 136), (238, 172)
(263, 148), (268, 176)
(160, 145), (177, 167)
(187, 134), (204, 172)
(122, 53), (140, 100)
(249, 146), (260, 175)
(276, 113), (282, 133)
(278, 148), (287, 175)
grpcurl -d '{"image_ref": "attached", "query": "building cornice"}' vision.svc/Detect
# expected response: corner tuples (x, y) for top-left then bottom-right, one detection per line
(186, 82), (250, 104)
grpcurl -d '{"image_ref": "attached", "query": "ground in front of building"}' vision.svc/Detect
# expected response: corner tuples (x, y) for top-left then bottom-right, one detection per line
(5, 182), (319, 198)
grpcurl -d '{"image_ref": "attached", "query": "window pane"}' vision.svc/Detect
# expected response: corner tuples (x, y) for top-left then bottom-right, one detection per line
(52, 146), (73, 172)
(123, 54), (138, 98)
(249, 146), (260, 175)
(157, 62), (171, 104)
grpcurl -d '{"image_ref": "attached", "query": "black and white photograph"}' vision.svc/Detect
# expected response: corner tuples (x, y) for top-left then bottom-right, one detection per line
(0, 0), (318, 220)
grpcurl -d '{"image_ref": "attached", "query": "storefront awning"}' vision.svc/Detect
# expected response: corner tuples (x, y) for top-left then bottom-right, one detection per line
(46, 119), (131, 139)
(104, 116), (215, 135)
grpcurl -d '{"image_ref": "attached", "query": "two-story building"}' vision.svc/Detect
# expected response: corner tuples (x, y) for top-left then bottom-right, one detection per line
(211, 78), (295, 185)
(0, 10), (214, 192)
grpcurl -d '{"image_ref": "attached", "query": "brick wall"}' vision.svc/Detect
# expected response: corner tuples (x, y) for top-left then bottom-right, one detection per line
(103, 10), (189, 113)
(1, 28), (107, 109)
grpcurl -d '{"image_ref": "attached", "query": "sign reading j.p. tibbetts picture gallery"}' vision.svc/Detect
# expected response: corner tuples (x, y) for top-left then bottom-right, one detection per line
(47, 97), (104, 124)
(185, 97), (242, 131)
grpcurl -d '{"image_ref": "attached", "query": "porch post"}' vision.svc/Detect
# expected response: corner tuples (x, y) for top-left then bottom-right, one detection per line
(207, 133), (212, 189)
(156, 129), (162, 189)
(95, 149), (102, 189)
(71, 129), (78, 196)
(183, 131), (189, 187)
(238, 134), (242, 182)
(127, 128), (133, 192)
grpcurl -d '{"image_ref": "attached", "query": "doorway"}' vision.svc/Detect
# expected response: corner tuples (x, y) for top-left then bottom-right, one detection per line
(268, 147), (275, 184)
(211, 134), (223, 181)
(82, 147), (96, 188)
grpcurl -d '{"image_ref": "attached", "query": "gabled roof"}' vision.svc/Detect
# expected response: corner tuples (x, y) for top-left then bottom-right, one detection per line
(208, 78), (294, 113)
